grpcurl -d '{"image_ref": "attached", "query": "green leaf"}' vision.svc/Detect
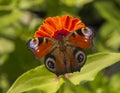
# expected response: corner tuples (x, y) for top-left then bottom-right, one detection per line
(0, 37), (15, 54)
(7, 52), (120, 93)
(69, 52), (120, 85)
(58, 77), (80, 93)
(109, 73), (120, 93)
(7, 65), (64, 93)
(94, 1), (120, 52)
(19, 0), (43, 9)
(94, 1), (120, 24)
(95, 22), (120, 52)
(60, 0), (93, 7)
(0, 9), (23, 29)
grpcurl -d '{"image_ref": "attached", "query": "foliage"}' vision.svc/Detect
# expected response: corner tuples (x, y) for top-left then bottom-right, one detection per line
(7, 52), (120, 93)
(77, 72), (120, 93)
(0, 0), (120, 93)
(94, 0), (120, 52)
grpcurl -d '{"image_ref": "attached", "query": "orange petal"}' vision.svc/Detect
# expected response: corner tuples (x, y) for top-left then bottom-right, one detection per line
(70, 18), (80, 31)
(74, 22), (85, 31)
(70, 18), (85, 31)
(44, 17), (57, 32)
(34, 28), (52, 38)
(41, 25), (54, 36)
(61, 15), (67, 29)
(61, 15), (73, 31)
(65, 15), (73, 31)
(53, 16), (62, 31)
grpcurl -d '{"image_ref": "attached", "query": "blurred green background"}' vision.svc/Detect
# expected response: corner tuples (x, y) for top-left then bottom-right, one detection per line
(0, 0), (120, 93)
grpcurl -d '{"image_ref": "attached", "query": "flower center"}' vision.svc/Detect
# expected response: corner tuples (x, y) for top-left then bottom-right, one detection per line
(53, 30), (70, 39)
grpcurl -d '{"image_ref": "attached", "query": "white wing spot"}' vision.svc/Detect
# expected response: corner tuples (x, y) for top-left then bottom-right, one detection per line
(37, 49), (40, 52)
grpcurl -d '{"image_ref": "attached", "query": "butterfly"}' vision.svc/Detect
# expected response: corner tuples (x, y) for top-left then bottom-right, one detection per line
(28, 15), (93, 76)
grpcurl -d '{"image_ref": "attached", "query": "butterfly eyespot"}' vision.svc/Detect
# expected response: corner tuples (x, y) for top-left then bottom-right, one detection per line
(45, 55), (56, 72)
(29, 38), (39, 50)
(74, 48), (86, 65)
(81, 27), (93, 37)
(77, 53), (84, 63)
(47, 60), (55, 69)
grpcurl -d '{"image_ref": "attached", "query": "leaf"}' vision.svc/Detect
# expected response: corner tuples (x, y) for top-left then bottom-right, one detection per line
(7, 52), (120, 93)
(0, 9), (23, 29)
(7, 65), (64, 93)
(94, 1), (120, 52)
(94, 1), (120, 24)
(58, 77), (89, 93)
(19, 0), (43, 9)
(60, 0), (93, 7)
(69, 52), (120, 85)
(0, 37), (15, 54)
(109, 73), (120, 93)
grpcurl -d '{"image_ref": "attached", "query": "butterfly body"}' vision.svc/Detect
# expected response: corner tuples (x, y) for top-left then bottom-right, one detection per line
(28, 15), (93, 76)
(43, 34), (86, 76)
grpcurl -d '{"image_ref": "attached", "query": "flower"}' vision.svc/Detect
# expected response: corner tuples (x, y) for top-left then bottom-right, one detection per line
(34, 15), (85, 39)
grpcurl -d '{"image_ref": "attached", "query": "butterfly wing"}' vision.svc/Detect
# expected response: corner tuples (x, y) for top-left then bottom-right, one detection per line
(44, 45), (86, 76)
(28, 37), (55, 59)
(67, 27), (93, 49)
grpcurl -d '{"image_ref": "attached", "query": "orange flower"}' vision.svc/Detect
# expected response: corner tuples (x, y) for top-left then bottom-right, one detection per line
(34, 15), (85, 39)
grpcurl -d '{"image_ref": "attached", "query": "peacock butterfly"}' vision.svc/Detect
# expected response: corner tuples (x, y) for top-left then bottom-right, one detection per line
(28, 15), (93, 76)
